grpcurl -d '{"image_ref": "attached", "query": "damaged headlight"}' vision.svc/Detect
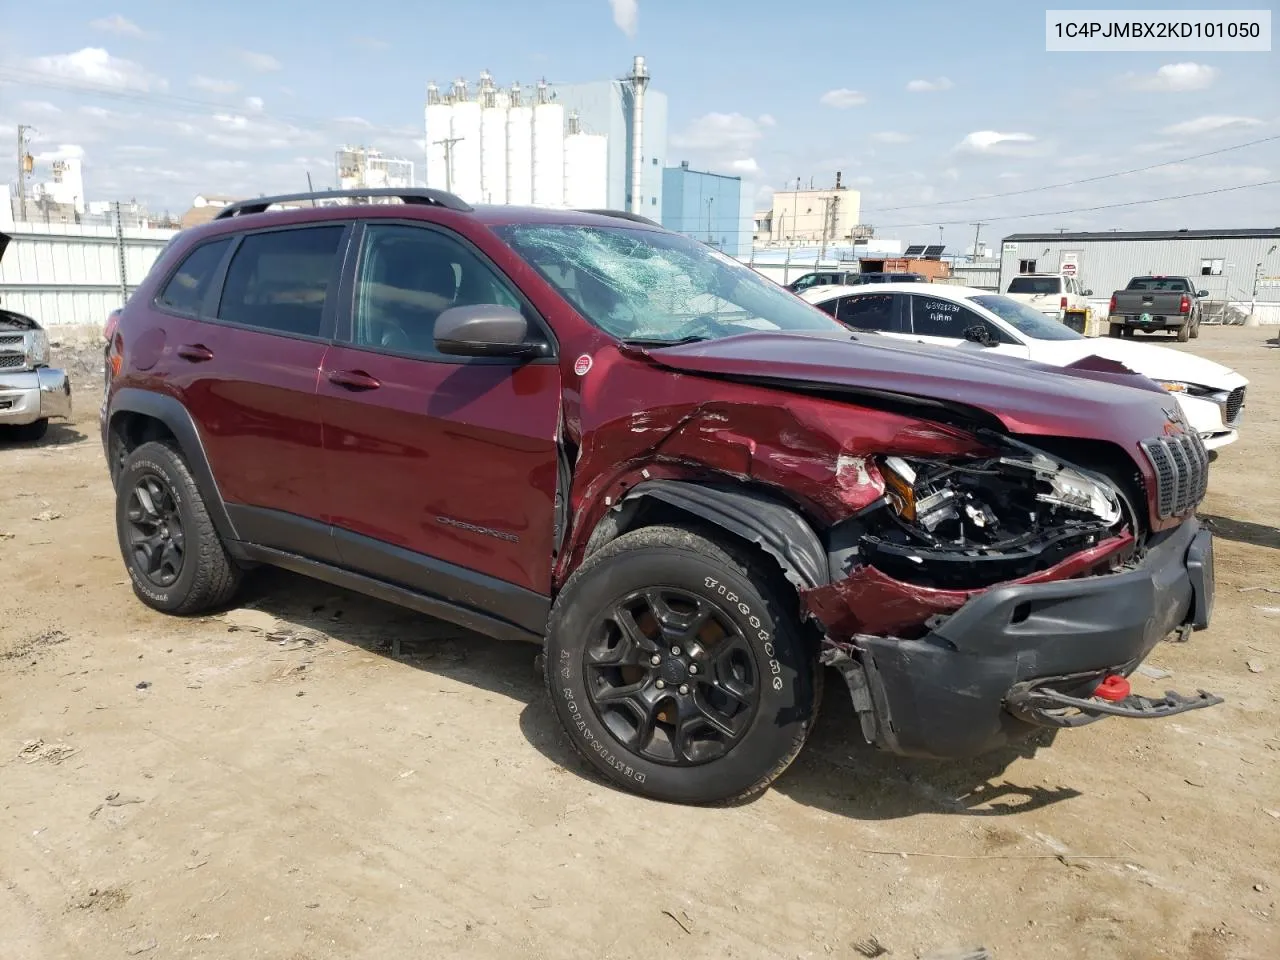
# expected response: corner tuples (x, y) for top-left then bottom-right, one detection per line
(863, 450), (1128, 590)
(1000, 454), (1122, 526)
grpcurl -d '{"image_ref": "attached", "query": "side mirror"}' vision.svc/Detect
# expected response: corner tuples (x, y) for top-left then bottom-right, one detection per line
(1197, 289), (1209, 298)
(963, 324), (995, 347)
(1083, 288), (1093, 296)
(434, 304), (539, 358)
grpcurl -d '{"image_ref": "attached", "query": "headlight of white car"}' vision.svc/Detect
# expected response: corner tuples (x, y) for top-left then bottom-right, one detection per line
(1158, 380), (1216, 398)
(26, 329), (50, 367)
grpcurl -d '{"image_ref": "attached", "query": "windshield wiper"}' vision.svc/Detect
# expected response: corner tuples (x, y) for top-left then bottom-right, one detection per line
(620, 335), (709, 347)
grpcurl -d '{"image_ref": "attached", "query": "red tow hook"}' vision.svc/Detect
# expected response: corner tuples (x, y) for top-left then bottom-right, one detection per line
(1094, 674), (1131, 702)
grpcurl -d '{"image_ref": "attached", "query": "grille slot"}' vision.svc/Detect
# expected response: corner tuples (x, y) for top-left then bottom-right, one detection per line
(1225, 386), (1246, 426)
(1140, 432), (1209, 520)
(0, 333), (25, 346)
(0, 353), (25, 369)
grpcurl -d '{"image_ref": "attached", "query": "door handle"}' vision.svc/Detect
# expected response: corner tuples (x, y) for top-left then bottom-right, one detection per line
(176, 343), (214, 362)
(327, 369), (382, 392)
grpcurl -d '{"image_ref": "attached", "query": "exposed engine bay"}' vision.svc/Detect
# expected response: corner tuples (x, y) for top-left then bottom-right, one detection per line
(835, 444), (1133, 591)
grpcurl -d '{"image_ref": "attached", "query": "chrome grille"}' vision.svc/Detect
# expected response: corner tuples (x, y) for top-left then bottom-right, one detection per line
(1225, 386), (1246, 426)
(1141, 432), (1209, 520)
(0, 333), (24, 346)
(0, 354), (25, 369)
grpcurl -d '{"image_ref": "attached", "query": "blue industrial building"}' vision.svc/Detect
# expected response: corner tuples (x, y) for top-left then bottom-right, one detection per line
(661, 162), (750, 257)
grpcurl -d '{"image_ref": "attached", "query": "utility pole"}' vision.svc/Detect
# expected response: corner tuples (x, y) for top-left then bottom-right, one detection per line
(433, 136), (463, 194)
(112, 201), (128, 306)
(970, 221), (986, 260)
(17, 124), (33, 222)
(706, 196), (714, 244)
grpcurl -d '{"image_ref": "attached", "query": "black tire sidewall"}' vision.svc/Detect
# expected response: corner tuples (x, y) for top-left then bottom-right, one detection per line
(547, 544), (812, 804)
(115, 444), (201, 612)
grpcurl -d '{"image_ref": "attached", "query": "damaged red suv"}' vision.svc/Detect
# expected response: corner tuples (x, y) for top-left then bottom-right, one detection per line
(103, 189), (1220, 804)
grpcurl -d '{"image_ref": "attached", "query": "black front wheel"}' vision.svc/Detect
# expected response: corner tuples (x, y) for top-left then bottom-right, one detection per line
(545, 525), (819, 804)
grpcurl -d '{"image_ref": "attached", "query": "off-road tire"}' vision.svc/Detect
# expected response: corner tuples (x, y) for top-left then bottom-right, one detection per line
(1108, 323), (1123, 338)
(7, 418), (49, 443)
(1190, 318), (1200, 339)
(115, 441), (241, 615)
(544, 524), (821, 804)
(1176, 322), (1191, 342)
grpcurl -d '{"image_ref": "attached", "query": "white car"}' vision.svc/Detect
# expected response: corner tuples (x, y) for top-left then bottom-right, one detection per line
(1005, 273), (1092, 322)
(801, 283), (1248, 450)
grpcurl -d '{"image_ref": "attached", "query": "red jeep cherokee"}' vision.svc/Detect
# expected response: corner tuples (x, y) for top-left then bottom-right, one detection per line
(103, 189), (1219, 804)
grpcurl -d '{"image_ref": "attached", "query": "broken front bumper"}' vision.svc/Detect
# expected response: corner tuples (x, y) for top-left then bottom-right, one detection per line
(0, 367), (72, 426)
(823, 517), (1218, 759)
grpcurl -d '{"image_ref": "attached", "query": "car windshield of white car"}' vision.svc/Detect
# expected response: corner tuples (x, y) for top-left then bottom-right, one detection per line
(970, 294), (1083, 341)
(1007, 277), (1061, 295)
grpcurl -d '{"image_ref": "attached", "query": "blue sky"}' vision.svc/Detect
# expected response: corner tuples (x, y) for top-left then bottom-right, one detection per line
(1, 0), (1276, 238)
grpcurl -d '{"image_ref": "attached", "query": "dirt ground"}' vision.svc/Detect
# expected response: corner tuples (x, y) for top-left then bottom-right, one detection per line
(2, 326), (1277, 960)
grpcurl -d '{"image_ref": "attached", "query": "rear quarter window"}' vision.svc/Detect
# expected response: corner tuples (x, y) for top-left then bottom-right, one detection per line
(156, 239), (232, 316)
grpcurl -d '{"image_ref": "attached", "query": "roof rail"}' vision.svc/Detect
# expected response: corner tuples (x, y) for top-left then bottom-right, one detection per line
(214, 187), (474, 220)
(576, 209), (662, 228)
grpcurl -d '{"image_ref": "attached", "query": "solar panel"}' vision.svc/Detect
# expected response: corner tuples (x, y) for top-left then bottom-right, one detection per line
(922, 244), (945, 258)
(903, 244), (926, 256)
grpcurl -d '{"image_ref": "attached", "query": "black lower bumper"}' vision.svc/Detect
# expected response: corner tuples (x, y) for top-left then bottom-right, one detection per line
(828, 518), (1219, 759)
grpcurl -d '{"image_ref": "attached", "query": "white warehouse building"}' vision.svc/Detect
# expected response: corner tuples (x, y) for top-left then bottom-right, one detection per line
(425, 73), (608, 209)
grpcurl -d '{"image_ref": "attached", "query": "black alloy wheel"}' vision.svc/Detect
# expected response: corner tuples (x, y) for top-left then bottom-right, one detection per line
(125, 473), (186, 588)
(584, 586), (759, 766)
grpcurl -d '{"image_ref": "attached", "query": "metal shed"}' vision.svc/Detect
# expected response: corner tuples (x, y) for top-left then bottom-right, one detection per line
(998, 228), (1280, 323)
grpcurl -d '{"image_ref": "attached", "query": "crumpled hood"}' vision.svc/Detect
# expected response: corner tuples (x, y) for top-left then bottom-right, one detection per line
(642, 330), (1181, 445)
(1035, 336), (1248, 391)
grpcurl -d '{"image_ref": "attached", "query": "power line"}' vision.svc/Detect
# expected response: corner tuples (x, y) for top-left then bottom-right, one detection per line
(869, 179), (1280, 231)
(859, 134), (1280, 215)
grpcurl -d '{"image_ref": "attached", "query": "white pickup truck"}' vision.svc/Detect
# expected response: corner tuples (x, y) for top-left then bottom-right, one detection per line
(0, 306), (73, 441)
(1005, 273), (1092, 330)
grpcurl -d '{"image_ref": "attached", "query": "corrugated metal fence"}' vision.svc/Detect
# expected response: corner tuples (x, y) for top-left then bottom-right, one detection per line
(0, 219), (176, 327)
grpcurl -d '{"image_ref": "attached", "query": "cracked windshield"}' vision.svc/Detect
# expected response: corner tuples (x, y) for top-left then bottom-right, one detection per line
(497, 223), (843, 342)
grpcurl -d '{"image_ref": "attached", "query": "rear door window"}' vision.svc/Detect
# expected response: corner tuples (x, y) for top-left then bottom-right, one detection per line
(216, 226), (346, 338)
(837, 293), (901, 332)
(909, 294), (1002, 340)
(156, 239), (232, 317)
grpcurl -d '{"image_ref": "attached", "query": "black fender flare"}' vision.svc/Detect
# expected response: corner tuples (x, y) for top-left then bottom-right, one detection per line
(107, 387), (239, 542)
(616, 480), (829, 591)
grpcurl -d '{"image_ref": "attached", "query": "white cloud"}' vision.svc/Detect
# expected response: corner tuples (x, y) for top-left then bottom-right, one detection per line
(335, 116), (374, 128)
(955, 130), (1037, 154)
(192, 75), (239, 95)
(906, 77), (953, 93)
(1162, 114), (1263, 136)
(236, 49), (282, 73)
(90, 14), (149, 38)
(29, 47), (165, 92)
(34, 143), (86, 162)
(1125, 62), (1218, 92)
(730, 158), (761, 175)
(758, 114), (776, 128)
(608, 0), (638, 37)
(870, 131), (911, 143)
(819, 88), (867, 108)
(672, 112), (767, 153)
(245, 96), (265, 113)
